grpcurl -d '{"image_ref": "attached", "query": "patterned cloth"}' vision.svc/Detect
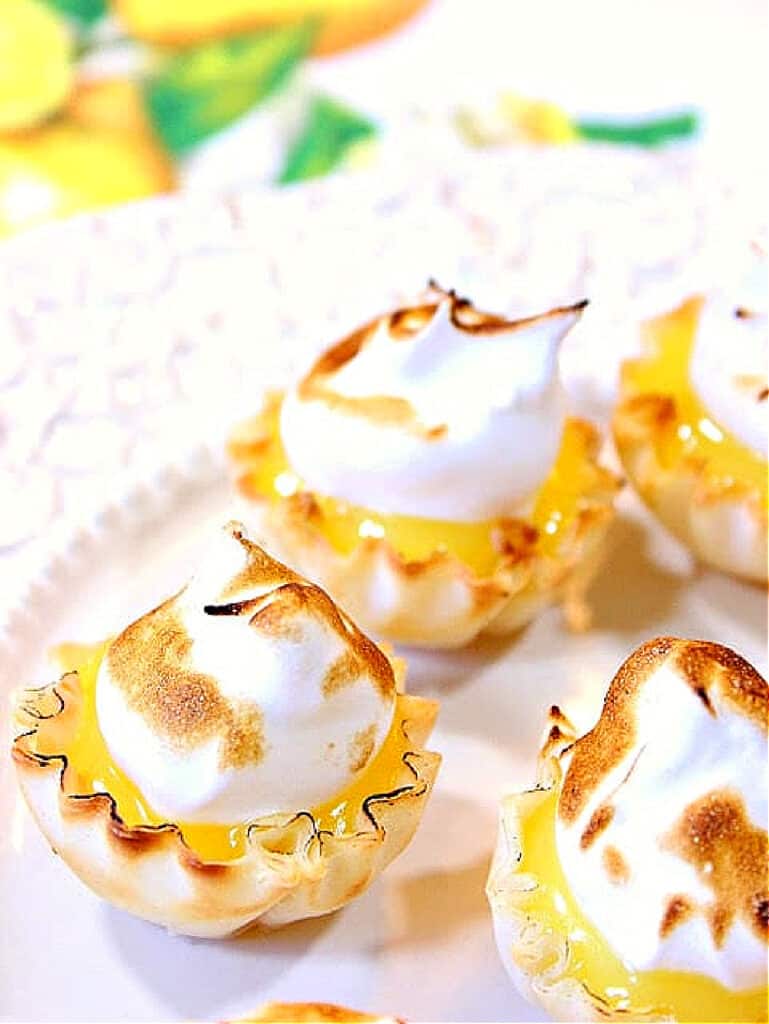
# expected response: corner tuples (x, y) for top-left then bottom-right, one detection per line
(0, 0), (713, 238)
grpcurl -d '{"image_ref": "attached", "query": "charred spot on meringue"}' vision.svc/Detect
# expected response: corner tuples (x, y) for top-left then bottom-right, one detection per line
(219, 521), (301, 599)
(673, 641), (768, 732)
(558, 637), (676, 824)
(323, 650), (363, 698)
(425, 279), (588, 335)
(660, 894), (696, 939)
(602, 845), (630, 885)
(106, 599), (266, 771)
(348, 723), (378, 774)
(296, 288), (587, 437)
(539, 706), (577, 760)
(246, 586), (307, 643)
(754, 895), (769, 936)
(663, 788), (768, 947)
(580, 803), (615, 850)
(558, 638), (768, 826)
(204, 573), (396, 702)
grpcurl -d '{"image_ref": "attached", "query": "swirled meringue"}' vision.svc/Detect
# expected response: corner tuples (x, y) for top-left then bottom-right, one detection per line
(279, 286), (586, 521)
(556, 637), (768, 991)
(690, 248), (768, 459)
(96, 522), (397, 824)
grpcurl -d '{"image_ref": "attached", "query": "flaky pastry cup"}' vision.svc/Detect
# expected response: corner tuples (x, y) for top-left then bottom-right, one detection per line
(230, 396), (620, 648)
(12, 667), (439, 939)
(234, 1002), (402, 1023)
(613, 392), (767, 584)
(486, 708), (672, 1023)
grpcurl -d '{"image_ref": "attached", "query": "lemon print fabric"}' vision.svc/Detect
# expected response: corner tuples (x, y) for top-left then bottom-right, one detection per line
(0, 0), (702, 239)
(114, 0), (431, 55)
(0, 79), (175, 236)
(0, 0), (74, 132)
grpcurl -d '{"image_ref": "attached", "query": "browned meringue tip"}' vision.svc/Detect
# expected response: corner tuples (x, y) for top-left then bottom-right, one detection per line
(553, 636), (767, 826)
(302, 288), (590, 387)
(104, 520), (399, 762)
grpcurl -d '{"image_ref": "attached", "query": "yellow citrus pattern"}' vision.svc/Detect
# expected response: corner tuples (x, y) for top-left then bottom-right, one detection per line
(0, 79), (175, 237)
(0, 0), (74, 131)
(456, 92), (578, 147)
(515, 787), (767, 1022)
(44, 642), (414, 862)
(114, 0), (430, 54)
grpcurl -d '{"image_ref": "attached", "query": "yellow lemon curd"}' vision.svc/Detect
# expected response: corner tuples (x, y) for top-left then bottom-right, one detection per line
(241, 404), (605, 575)
(516, 787), (767, 1023)
(622, 298), (767, 506)
(38, 642), (412, 863)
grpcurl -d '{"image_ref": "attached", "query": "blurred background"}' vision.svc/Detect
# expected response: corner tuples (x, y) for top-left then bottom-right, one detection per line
(0, 0), (766, 593)
(1, 0), (765, 236)
(0, 9), (766, 1021)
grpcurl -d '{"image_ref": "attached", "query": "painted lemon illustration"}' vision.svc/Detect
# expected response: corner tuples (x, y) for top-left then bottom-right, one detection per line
(0, 0), (74, 131)
(0, 79), (175, 237)
(115, 0), (430, 54)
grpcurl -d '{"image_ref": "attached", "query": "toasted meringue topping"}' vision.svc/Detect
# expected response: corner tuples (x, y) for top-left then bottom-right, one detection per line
(690, 248), (768, 459)
(555, 638), (768, 991)
(96, 522), (396, 824)
(279, 285), (586, 521)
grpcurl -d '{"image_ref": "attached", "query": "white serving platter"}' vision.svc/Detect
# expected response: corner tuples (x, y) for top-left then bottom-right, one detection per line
(0, 151), (765, 1023)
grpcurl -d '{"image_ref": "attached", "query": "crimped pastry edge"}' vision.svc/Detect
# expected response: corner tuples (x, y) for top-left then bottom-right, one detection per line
(486, 706), (673, 1022)
(613, 392), (767, 584)
(12, 672), (440, 938)
(230, 399), (620, 648)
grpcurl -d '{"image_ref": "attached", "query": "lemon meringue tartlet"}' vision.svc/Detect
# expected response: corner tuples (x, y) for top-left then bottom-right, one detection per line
(487, 637), (768, 1022)
(230, 285), (620, 648)
(614, 253), (767, 584)
(12, 522), (440, 938)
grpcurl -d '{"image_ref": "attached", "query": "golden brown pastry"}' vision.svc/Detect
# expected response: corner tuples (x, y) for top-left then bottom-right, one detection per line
(614, 260), (767, 584)
(13, 522), (439, 937)
(487, 637), (768, 1022)
(231, 285), (620, 647)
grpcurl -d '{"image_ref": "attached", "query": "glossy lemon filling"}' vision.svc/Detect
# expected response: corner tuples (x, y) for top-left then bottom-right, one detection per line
(240, 404), (605, 574)
(36, 642), (413, 863)
(517, 787), (767, 1022)
(623, 298), (767, 505)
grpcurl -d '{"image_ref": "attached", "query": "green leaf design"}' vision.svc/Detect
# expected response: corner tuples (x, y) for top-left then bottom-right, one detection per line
(144, 20), (316, 158)
(41, 0), (106, 28)
(278, 94), (377, 184)
(575, 110), (700, 147)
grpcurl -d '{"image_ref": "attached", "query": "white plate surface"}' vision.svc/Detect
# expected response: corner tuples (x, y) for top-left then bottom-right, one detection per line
(0, 152), (766, 1023)
(1, 451), (765, 1024)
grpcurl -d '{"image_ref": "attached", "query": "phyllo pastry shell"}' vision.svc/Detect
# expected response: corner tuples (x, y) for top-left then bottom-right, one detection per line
(230, 287), (620, 648)
(487, 637), (768, 1022)
(613, 298), (767, 584)
(12, 523), (440, 938)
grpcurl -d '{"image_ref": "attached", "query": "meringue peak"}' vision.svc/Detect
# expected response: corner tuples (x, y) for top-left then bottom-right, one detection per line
(282, 288), (584, 520)
(96, 522), (397, 824)
(555, 637), (768, 990)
